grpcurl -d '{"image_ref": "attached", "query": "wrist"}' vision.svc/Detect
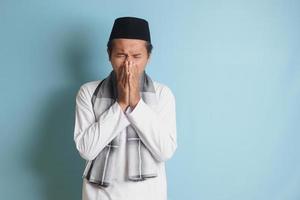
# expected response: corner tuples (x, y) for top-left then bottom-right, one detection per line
(130, 97), (141, 109)
(117, 101), (128, 112)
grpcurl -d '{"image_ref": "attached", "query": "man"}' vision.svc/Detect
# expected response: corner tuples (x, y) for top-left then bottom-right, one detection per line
(73, 16), (177, 200)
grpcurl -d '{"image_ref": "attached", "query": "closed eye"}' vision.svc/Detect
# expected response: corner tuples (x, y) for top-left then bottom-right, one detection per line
(116, 53), (126, 57)
(133, 54), (142, 58)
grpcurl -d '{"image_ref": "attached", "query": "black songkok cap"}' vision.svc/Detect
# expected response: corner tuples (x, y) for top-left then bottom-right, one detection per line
(108, 17), (151, 43)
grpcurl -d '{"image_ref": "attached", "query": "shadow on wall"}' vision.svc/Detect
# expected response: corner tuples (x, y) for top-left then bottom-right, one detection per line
(29, 28), (107, 200)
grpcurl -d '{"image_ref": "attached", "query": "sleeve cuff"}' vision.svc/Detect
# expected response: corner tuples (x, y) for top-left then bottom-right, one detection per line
(125, 98), (149, 121)
(111, 100), (131, 127)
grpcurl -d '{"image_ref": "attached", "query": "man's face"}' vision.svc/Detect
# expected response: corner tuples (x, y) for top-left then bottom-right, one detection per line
(108, 38), (150, 76)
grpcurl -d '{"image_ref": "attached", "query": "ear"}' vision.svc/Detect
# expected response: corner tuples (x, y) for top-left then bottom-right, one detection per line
(107, 49), (111, 61)
(147, 53), (151, 63)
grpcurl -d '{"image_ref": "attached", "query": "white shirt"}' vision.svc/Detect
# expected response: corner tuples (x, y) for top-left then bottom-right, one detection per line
(73, 79), (177, 200)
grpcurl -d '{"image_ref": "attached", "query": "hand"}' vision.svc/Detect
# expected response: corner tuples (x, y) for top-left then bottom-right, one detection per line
(128, 61), (141, 109)
(116, 62), (130, 111)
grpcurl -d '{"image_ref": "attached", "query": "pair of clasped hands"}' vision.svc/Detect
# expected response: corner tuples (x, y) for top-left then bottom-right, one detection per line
(116, 60), (141, 112)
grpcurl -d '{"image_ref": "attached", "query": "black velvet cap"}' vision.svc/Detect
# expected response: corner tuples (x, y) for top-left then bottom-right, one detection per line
(108, 17), (151, 43)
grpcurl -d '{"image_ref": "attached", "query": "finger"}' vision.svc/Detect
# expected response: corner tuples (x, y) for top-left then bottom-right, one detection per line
(118, 66), (123, 80)
(126, 67), (130, 89)
(128, 72), (131, 88)
(129, 61), (133, 75)
(121, 66), (126, 87)
(131, 61), (136, 73)
(129, 60), (132, 71)
(134, 62), (138, 75)
(123, 68), (128, 87)
(124, 62), (129, 86)
(127, 63), (130, 85)
(130, 64), (136, 80)
(127, 60), (130, 74)
(126, 61), (129, 73)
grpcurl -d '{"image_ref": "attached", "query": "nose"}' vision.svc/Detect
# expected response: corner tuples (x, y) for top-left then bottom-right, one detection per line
(125, 56), (132, 62)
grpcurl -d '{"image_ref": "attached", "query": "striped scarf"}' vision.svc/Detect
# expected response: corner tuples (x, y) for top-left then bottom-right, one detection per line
(83, 70), (159, 187)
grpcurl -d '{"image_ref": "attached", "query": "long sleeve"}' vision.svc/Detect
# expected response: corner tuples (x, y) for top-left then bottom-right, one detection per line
(125, 86), (177, 162)
(73, 85), (131, 161)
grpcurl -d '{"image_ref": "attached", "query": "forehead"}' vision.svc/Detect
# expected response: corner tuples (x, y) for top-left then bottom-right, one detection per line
(112, 38), (147, 52)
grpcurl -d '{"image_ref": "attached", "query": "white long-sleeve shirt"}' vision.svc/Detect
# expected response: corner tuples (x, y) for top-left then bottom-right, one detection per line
(73, 79), (177, 200)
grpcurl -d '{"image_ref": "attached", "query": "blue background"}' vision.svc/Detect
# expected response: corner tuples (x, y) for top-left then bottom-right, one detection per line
(0, 0), (299, 199)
